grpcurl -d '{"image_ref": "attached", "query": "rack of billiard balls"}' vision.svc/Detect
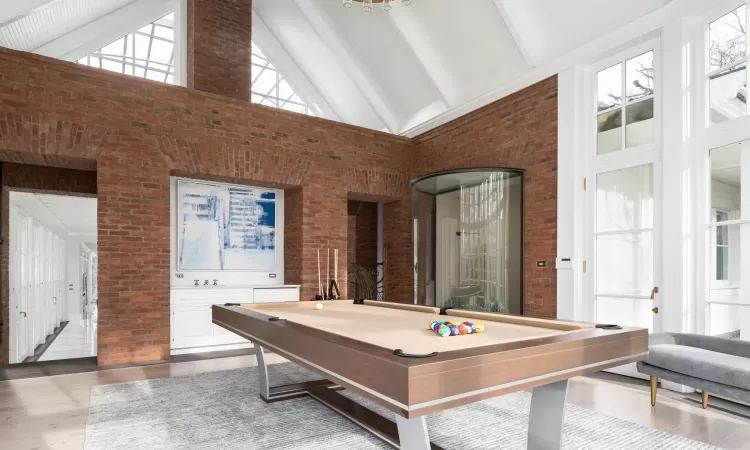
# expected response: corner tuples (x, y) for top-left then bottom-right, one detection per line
(428, 320), (485, 337)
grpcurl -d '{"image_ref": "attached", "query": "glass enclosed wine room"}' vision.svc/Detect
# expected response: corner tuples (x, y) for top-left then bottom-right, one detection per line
(412, 169), (523, 314)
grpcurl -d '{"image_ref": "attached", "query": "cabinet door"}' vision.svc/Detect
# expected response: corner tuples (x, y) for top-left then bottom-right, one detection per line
(172, 305), (214, 349)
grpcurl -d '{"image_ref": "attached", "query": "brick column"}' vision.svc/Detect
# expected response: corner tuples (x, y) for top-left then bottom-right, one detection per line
(383, 196), (413, 303)
(187, 0), (252, 101)
(285, 182), (349, 301)
(97, 155), (171, 366)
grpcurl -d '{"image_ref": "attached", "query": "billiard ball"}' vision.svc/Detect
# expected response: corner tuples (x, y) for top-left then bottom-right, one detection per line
(316, 303), (323, 310)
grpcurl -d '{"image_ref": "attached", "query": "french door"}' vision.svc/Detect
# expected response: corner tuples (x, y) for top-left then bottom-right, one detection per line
(588, 160), (662, 378)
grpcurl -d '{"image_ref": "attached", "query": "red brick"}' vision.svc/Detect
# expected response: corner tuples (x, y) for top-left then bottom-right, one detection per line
(413, 77), (558, 318)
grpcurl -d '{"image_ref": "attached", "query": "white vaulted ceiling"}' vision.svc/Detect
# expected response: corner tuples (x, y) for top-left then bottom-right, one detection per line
(0, 0), (670, 135)
(0, 0), (136, 51)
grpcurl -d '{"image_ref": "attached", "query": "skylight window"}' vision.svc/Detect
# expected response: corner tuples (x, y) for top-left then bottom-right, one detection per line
(77, 13), (175, 84)
(251, 42), (314, 116)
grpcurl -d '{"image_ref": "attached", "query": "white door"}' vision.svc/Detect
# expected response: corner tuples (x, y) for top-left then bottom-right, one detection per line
(9, 206), (28, 363)
(590, 163), (661, 378)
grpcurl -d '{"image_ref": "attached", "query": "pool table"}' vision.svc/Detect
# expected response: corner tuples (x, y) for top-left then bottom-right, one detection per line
(212, 300), (648, 450)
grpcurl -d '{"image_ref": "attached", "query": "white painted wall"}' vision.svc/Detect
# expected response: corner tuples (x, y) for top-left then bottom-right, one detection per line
(169, 177), (286, 288)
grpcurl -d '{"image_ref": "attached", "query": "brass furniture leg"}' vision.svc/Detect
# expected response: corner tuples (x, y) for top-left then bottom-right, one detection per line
(702, 391), (709, 409)
(650, 376), (657, 406)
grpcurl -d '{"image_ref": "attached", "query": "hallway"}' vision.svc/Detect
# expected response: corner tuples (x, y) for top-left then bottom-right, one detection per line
(37, 307), (97, 362)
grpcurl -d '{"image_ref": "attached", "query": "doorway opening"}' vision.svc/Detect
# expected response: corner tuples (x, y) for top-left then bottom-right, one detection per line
(347, 200), (383, 300)
(8, 192), (97, 363)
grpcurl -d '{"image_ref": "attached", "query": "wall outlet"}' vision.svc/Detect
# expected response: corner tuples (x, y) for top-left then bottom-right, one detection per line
(175, 273), (184, 278)
(269, 273), (277, 278)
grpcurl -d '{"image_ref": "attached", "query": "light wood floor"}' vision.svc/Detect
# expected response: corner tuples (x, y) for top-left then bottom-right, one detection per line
(1, 354), (749, 449)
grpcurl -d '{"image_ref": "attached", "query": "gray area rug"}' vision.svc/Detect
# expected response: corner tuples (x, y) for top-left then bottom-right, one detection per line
(85, 363), (723, 450)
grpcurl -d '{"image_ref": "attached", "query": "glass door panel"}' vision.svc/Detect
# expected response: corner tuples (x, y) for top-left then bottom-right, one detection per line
(594, 164), (658, 377)
(708, 143), (750, 341)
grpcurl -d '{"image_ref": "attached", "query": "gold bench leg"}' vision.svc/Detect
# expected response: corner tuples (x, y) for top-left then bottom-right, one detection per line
(702, 391), (709, 409)
(650, 376), (657, 406)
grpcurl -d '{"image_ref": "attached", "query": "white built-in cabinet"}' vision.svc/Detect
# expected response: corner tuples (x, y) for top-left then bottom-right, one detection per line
(170, 286), (300, 354)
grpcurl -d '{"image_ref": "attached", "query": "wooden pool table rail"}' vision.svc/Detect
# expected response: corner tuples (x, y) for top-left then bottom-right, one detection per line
(212, 303), (648, 418)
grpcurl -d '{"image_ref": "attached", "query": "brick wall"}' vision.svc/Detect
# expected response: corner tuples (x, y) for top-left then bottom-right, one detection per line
(0, 4), (558, 364)
(0, 47), (413, 365)
(413, 77), (559, 318)
(187, 0), (253, 101)
(1, 163), (97, 364)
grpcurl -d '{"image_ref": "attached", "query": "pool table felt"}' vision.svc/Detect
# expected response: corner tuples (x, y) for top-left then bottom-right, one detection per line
(240, 302), (589, 355)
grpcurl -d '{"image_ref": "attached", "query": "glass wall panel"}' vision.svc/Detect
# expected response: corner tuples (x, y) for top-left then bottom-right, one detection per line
(412, 170), (523, 314)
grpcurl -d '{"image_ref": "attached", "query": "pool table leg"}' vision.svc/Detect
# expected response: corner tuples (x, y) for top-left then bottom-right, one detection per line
(527, 379), (569, 450)
(395, 415), (431, 450)
(254, 344), (270, 400)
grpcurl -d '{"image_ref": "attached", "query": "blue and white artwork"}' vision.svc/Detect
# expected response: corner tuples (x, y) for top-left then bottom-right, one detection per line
(177, 180), (276, 271)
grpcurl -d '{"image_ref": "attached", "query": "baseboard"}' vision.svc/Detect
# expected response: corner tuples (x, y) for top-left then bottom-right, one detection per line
(170, 342), (253, 356)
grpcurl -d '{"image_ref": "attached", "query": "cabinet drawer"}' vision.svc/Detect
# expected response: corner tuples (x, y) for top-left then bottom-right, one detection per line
(254, 287), (300, 304)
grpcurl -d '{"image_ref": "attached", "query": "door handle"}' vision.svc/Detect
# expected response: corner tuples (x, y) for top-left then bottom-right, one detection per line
(19, 311), (27, 318)
(650, 286), (659, 300)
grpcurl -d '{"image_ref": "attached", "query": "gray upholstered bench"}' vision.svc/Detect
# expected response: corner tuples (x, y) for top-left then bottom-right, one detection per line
(637, 332), (750, 408)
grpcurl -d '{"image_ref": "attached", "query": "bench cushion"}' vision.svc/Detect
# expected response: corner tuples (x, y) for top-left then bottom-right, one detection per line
(648, 344), (750, 390)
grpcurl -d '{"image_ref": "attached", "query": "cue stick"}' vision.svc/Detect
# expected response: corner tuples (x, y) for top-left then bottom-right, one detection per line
(317, 248), (322, 298)
(326, 248), (330, 300)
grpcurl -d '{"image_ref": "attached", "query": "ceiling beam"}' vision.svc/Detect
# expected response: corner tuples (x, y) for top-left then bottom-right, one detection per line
(295, 0), (400, 133)
(492, 0), (536, 68)
(402, 5), (667, 137)
(34, 0), (175, 61)
(0, 0), (55, 27)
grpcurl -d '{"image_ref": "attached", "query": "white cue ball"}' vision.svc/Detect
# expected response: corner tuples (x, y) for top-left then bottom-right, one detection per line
(316, 303), (323, 310)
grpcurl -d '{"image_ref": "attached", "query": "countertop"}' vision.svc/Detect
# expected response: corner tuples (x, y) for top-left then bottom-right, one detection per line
(170, 285), (301, 291)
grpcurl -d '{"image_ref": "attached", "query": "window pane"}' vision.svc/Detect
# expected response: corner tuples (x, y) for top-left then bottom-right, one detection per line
(597, 63), (622, 112)
(250, 41), (315, 117)
(625, 98), (654, 147)
(596, 165), (654, 232)
(596, 297), (653, 331)
(709, 303), (750, 341)
(709, 5), (747, 73)
(625, 51), (654, 102)
(153, 25), (174, 41)
(101, 59), (123, 74)
(77, 12), (175, 85)
(597, 109), (622, 154)
(709, 64), (747, 125)
(712, 223), (742, 284)
(596, 232), (653, 296)
(716, 244), (729, 280)
(710, 143), (742, 219)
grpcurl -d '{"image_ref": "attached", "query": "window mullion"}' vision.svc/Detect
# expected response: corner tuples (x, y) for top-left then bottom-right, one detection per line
(621, 62), (627, 151)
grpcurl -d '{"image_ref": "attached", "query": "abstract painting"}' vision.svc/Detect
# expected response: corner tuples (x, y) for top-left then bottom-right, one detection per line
(177, 179), (276, 271)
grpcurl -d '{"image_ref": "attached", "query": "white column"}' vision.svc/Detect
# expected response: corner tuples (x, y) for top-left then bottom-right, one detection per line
(174, 0), (189, 87)
(557, 66), (586, 321)
(660, 17), (700, 335)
